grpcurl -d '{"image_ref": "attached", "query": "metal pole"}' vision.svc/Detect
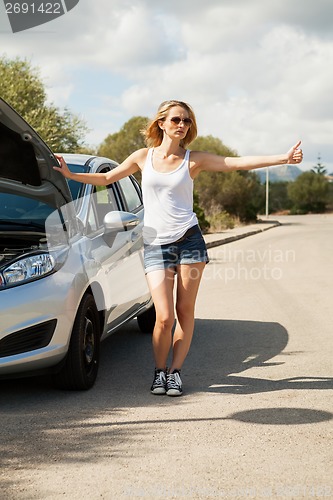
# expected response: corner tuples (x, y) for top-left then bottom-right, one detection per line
(265, 167), (269, 218)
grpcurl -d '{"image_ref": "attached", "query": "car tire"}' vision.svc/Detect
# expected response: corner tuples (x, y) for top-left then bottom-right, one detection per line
(54, 294), (100, 390)
(137, 304), (156, 334)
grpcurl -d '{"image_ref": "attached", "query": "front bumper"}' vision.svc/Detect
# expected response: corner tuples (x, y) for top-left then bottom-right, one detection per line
(0, 272), (77, 375)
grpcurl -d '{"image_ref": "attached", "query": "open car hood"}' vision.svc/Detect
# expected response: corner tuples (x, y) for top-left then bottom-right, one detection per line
(0, 98), (73, 209)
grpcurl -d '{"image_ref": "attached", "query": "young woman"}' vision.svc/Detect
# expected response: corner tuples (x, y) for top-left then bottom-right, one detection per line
(54, 99), (303, 396)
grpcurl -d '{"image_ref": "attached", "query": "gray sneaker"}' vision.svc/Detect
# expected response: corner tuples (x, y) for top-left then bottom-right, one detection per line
(151, 369), (167, 395)
(166, 370), (183, 396)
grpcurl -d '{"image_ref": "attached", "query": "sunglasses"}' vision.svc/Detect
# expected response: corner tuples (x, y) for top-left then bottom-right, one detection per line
(169, 116), (192, 126)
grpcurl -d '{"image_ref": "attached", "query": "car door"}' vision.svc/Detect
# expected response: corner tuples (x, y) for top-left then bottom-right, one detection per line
(114, 174), (151, 309)
(83, 166), (150, 333)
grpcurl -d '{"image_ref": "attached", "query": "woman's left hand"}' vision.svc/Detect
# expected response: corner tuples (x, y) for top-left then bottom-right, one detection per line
(287, 141), (303, 164)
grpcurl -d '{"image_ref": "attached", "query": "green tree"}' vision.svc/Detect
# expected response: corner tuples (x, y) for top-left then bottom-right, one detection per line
(259, 181), (292, 214)
(220, 171), (265, 222)
(190, 135), (237, 157)
(193, 191), (210, 232)
(312, 154), (327, 175)
(192, 135), (235, 215)
(98, 116), (148, 163)
(327, 182), (333, 212)
(192, 135), (265, 222)
(0, 56), (88, 152)
(288, 171), (329, 213)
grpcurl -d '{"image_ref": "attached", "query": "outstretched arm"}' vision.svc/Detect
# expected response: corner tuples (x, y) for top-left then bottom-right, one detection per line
(192, 141), (303, 176)
(53, 149), (145, 186)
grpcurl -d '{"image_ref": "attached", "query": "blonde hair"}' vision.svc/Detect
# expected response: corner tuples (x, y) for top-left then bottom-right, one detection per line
(143, 100), (198, 148)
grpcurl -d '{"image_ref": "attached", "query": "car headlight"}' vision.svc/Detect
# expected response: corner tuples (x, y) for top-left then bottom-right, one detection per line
(0, 253), (56, 288)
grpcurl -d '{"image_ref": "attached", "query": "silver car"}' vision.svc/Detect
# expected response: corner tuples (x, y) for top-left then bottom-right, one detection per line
(0, 98), (155, 389)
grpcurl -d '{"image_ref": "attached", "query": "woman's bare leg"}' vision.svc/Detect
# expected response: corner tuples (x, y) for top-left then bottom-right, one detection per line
(169, 262), (206, 372)
(145, 268), (176, 369)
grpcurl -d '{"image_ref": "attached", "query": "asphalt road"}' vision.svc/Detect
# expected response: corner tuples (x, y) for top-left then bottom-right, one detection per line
(1, 214), (333, 499)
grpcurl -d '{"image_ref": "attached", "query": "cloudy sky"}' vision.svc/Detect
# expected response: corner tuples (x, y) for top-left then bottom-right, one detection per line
(1, 0), (332, 172)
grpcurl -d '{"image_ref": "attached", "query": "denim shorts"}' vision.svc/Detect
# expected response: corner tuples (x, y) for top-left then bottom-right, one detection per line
(143, 225), (209, 273)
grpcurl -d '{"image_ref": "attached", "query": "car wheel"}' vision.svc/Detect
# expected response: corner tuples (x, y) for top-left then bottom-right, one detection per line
(137, 304), (156, 333)
(55, 294), (100, 390)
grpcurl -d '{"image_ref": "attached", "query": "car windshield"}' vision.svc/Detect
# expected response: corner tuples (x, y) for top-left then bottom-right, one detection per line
(0, 192), (55, 227)
(0, 164), (89, 230)
(66, 164), (89, 200)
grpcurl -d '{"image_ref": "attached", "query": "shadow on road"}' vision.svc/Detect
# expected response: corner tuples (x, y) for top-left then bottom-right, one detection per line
(1, 317), (332, 406)
(190, 318), (288, 383)
(189, 318), (333, 395)
(1, 316), (332, 485)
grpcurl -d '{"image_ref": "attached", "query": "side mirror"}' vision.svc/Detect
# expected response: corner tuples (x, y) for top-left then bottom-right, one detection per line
(103, 211), (140, 234)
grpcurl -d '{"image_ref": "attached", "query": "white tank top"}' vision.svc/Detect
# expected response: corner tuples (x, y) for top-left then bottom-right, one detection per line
(141, 148), (198, 245)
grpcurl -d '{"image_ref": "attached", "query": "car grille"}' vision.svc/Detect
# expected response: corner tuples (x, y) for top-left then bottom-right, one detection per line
(0, 319), (57, 358)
